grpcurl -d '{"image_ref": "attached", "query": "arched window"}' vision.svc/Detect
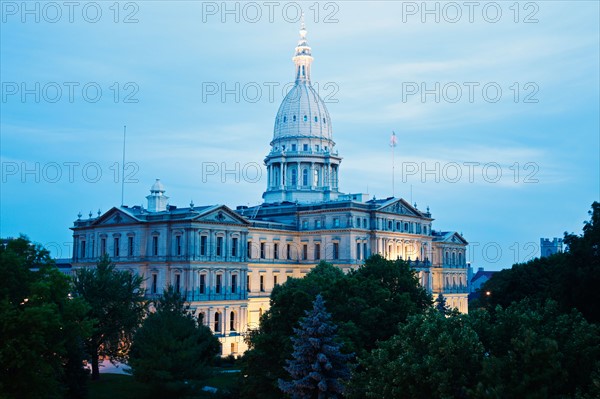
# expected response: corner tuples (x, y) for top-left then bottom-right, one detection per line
(452, 252), (456, 265)
(283, 116), (287, 123)
(303, 115), (308, 122)
(230, 311), (236, 331)
(291, 168), (297, 186)
(458, 252), (463, 265)
(302, 169), (308, 186)
(214, 312), (221, 332)
(314, 116), (318, 122)
(293, 115), (296, 122)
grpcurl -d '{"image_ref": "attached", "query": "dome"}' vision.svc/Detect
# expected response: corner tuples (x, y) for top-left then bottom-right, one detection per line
(150, 179), (165, 194)
(272, 83), (333, 144)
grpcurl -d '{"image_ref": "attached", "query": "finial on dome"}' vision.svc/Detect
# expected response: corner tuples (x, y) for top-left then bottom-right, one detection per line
(300, 12), (306, 38)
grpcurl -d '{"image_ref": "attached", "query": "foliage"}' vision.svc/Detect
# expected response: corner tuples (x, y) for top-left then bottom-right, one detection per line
(278, 295), (352, 399)
(351, 300), (600, 399)
(434, 293), (449, 315)
(72, 254), (146, 379)
(350, 309), (483, 399)
(241, 257), (430, 399)
(476, 202), (600, 323)
(128, 286), (221, 397)
(0, 236), (92, 399)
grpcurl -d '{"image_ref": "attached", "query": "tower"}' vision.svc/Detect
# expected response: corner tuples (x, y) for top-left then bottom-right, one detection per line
(146, 179), (169, 212)
(540, 237), (563, 257)
(262, 22), (342, 204)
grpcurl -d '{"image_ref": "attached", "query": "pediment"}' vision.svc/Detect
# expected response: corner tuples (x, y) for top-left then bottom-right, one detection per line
(435, 232), (468, 245)
(194, 205), (250, 225)
(378, 199), (421, 217)
(93, 207), (140, 226)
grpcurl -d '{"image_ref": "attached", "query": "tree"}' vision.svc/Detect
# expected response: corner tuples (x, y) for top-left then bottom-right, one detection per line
(72, 254), (146, 379)
(278, 295), (352, 399)
(0, 236), (92, 399)
(128, 286), (221, 397)
(349, 309), (483, 399)
(435, 293), (449, 315)
(470, 300), (600, 399)
(477, 202), (600, 323)
(241, 257), (430, 399)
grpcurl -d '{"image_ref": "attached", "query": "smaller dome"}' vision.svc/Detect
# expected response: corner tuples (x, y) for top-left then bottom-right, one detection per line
(150, 179), (165, 194)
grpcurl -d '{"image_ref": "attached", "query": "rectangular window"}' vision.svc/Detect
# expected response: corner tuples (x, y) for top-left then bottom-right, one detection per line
(315, 220), (321, 229)
(152, 236), (158, 256)
(333, 218), (340, 227)
(175, 274), (181, 293)
(356, 242), (361, 260)
(302, 220), (308, 229)
(216, 236), (223, 256)
(80, 241), (86, 259)
(231, 274), (237, 293)
(291, 144), (297, 151)
(247, 241), (252, 258)
(113, 237), (120, 257)
(303, 143), (308, 151)
(232, 237), (238, 257)
(199, 274), (206, 294)
(286, 244), (292, 259)
(200, 235), (207, 256)
(260, 242), (265, 259)
(128, 236), (134, 256)
(333, 242), (339, 260)
(151, 274), (157, 294)
(274, 275), (278, 286)
(274, 243), (279, 259)
(315, 243), (321, 260)
(363, 243), (368, 259)
(260, 275), (265, 292)
(302, 244), (308, 260)
(176, 235), (182, 255)
(216, 274), (222, 294)
(101, 238), (106, 255)
(247, 275), (250, 292)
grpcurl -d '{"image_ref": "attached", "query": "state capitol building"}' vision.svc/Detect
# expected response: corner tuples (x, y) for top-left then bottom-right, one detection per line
(70, 24), (469, 355)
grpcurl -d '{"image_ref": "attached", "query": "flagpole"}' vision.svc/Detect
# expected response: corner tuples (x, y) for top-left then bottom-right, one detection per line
(392, 137), (395, 197)
(121, 125), (126, 207)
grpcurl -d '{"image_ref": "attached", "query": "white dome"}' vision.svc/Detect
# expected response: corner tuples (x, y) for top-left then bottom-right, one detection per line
(272, 82), (333, 144)
(150, 179), (165, 193)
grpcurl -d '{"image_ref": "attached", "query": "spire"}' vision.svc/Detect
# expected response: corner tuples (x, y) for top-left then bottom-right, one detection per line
(292, 14), (313, 83)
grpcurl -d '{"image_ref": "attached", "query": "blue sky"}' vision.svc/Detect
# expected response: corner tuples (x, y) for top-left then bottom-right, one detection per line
(1, 1), (598, 270)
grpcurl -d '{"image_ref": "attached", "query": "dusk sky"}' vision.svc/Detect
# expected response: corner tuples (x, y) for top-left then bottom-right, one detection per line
(1, 1), (598, 270)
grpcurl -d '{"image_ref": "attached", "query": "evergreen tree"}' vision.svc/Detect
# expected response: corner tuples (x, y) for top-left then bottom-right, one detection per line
(128, 286), (221, 396)
(278, 294), (352, 399)
(435, 293), (449, 315)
